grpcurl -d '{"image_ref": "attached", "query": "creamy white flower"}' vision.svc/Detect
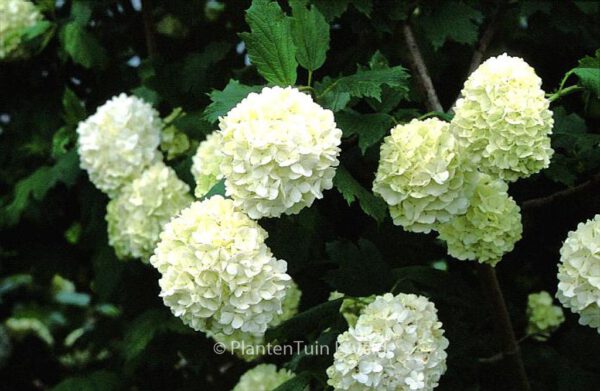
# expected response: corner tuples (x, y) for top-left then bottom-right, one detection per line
(0, 0), (42, 59)
(77, 94), (162, 197)
(191, 131), (224, 197)
(232, 364), (294, 391)
(526, 291), (564, 340)
(327, 293), (448, 391)
(211, 281), (301, 361)
(373, 118), (475, 233)
(219, 86), (342, 219)
(556, 214), (600, 333)
(452, 53), (554, 182)
(106, 162), (192, 261)
(437, 173), (522, 266)
(150, 196), (291, 337)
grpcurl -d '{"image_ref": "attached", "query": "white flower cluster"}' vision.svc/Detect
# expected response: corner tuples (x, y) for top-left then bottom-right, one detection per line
(191, 131), (224, 197)
(0, 0), (41, 60)
(77, 94), (162, 197)
(556, 214), (600, 333)
(452, 54), (554, 182)
(150, 196), (291, 337)
(106, 162), (192, 261)
(212, 282), (302, 361)
(437, 174), (522, 266)
(526, 291), (564, 340)
(373, 118), (474, 233)
(327, 293), (448, 391)
(219, 86), (342, 219)
(232, 364), (294, 391)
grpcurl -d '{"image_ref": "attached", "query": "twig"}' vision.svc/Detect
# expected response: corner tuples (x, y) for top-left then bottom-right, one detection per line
(451, 1), (505, 108)
(477, 264), (531, 391)
(522, 171), (600, 210)
(401, 23), (443, 112)
(141, 0), (158, 58)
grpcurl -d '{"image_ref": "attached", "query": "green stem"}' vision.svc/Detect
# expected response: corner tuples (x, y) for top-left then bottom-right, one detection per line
(548, 85), (584, 103)
(307, 70), (313, 88)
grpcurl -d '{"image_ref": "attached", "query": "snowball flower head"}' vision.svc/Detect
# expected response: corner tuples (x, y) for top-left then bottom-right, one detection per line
(526, 291), (564, 340)
(437, 173), (522, 266)
(77, 94), (162, 197)
(219, 86), (342, 218)
(106, 162), (192, 261)
(211, 281), (301, 361)
(191, 131), (224, 197)
(373, 118), (475, 233)
(452, 53), (554, 181)
(150, 196), (291, 337)
(0, 0), (42, 59)
(556, 214), (600, 332)
(327, 293), (448, 391)
(232, 364), (294, 391)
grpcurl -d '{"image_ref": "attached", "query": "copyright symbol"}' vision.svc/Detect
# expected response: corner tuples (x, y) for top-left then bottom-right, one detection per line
(213, 342), (226, 355)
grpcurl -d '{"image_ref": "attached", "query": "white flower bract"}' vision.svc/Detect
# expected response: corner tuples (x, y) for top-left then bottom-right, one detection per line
(451, 53), (554, 182)
(77, 94), (162, 197)
(106, 162), (192, 261)
(437, 174), (522, 266)
(232, 364), (294, 391)
(327, 293), (448, 391)
(556, 214), (600, 333)
(0, 0), (42, 59)
(191, 131), (224, 197)
(219, 86), (342, 219)
(526, 291), (564, 340)
(373, 118), (475, 233)
(150, 196), (291, 337)
(211, 281), (301, 361)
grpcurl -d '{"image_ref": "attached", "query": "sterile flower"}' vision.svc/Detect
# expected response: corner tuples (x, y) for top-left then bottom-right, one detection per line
(211, 282), (302, 361)
(150, 196), (291, 337)
(0, 0), (42, 60)
(232, 364), (294, 391)
(77, 94), (162, 197)
(191, 131), (224, 197)
(451, 53), (554, 182)
(327, 293), (448, 391)
(437, 173), (522, 266)
(106, 161), (192, 261)
(219, 86), (342, 219)
(526, 291), (565, 340)
(556, 214), (600, 333)
(373, 118), (475, 233)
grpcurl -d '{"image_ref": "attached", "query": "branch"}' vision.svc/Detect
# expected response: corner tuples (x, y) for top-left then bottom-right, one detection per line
(522, 171), (600, 210)
(477, 264), (531, 391)
(401, 23), (443, 112)
(141, 0), (158, 58)
(451, 2), (505, 108)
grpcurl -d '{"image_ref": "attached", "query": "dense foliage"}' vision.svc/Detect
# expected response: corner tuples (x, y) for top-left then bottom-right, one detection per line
(1, 0), (599, 390)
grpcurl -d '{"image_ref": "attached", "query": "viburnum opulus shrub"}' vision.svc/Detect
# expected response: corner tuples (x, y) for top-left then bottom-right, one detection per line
(1, 0), (600, 390)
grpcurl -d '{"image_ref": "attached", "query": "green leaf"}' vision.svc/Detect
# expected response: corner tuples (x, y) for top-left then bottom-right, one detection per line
(324, 239), (393, 296)
(239, 0), (297, 86)
(312, 0), (372, 21)
(336, 111), (394, 154)
(201, 179), (226, 200)
(273, 372), (313, 391)
(0, 150), (80, 227)
(420, 2), (483, 50)
(62, 88), (86, 126)
(180, 42), (231, 96)
(333, 165), (387, 223)
(51, 370), (120, 391)
(290, 0), (329, 72)
(54, 291), (91, 307)
(60, 22), (108, 69)
(266, 298), (343, 343)
(573, 49), (600, 98)
(0, 274), (33, 303)
(316, 66), (409, 111)
(203, 80), (262, 123)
